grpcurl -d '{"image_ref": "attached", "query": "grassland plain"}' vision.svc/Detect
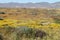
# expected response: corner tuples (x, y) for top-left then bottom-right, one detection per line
(0, 8), (60, 40)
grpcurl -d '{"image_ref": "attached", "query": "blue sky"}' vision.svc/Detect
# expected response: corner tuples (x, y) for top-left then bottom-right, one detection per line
(0, 0), (60, 3)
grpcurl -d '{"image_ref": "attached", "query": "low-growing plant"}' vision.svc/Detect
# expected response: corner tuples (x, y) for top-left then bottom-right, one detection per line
(16, 26), (35, 38)
(54, 18), (60, 24)
(0, 34), (3, 40)
(35, 29), (47, 39)
(0, 18), (4, 20)
(0, 12), (5, 14)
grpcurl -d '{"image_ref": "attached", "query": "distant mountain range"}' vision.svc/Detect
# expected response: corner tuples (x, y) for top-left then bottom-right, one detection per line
(0, 2), (60, 8)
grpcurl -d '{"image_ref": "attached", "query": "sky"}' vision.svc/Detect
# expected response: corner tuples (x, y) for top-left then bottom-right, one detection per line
(0, 0), (60, 3)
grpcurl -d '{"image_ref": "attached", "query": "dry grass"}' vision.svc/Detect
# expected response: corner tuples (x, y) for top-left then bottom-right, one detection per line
(0, 8), (60, 40)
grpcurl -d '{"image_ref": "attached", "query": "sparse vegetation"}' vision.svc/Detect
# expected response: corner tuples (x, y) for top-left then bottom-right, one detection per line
(0, 8), (60, 40)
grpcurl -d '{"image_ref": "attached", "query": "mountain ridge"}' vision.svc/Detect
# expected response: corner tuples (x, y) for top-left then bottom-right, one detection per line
(0, 2), (60, 8)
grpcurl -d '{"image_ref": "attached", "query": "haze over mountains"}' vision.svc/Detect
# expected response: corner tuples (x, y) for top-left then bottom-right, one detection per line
(0, 2), (60, 8)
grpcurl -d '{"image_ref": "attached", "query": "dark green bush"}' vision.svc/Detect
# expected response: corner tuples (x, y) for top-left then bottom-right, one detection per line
(0, 18), (4, 20)
(0, 12), (5, 14)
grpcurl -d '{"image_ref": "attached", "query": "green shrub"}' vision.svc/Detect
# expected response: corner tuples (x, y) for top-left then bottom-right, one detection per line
(16, 26), (35, 38)
(0, 17), (4, 20)
(0, 12), (5, 14)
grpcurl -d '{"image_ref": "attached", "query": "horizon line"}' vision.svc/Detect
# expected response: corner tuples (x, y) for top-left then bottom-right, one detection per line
(0, 1), (60, 3)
